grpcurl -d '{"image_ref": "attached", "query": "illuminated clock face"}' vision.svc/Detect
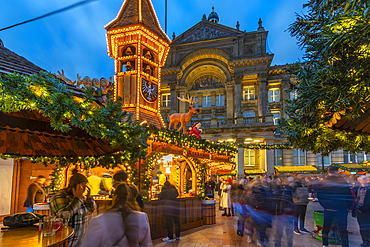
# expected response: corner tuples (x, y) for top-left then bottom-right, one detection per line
(141, 78), (158, 102)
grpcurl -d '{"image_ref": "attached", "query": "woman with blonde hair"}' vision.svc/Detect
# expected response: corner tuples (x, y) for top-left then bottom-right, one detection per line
(81, 184), (151, 247)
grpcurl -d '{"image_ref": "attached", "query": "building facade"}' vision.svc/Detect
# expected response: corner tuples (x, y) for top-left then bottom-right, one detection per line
(160, 9), (364, 176)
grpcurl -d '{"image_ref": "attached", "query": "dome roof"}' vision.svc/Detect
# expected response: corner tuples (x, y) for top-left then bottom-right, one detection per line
(208, 7), (219, 23)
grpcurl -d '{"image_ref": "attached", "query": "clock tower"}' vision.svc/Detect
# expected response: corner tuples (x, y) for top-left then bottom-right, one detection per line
(106, 0), (170, 127)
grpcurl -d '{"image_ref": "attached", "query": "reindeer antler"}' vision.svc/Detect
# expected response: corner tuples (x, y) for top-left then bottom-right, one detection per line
(56, 69), (73, 84)
(177, 95), (198, 105)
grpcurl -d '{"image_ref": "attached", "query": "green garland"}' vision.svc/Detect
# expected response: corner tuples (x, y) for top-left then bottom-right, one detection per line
(141, 151), (162, 199)
(0, 72), (148, 164)
(237, 143), (293, 150)
(148, 127), (238, 156)
(328, 163), (370, 172)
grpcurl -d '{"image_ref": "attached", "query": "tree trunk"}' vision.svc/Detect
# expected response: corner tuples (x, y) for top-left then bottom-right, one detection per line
(322, 155), (325, 174)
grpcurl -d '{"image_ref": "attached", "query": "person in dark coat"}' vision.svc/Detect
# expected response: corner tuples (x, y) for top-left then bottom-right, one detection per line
(23, 175), (47, 210)
(316, 166), (353, 247)
(217, 178), (224, 210)
(354, 175), (370, 247)
(290, 173), (310, 235)
(274, 177), (295, 247)
(160, 181), (180, 243)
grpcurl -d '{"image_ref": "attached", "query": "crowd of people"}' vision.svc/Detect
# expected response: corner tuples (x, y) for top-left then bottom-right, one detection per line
(212, 167), (370, 247)
(23, 166), (370, 247)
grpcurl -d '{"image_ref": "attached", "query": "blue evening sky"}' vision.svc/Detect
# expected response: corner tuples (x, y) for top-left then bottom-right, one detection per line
(0, 0), (307, 80)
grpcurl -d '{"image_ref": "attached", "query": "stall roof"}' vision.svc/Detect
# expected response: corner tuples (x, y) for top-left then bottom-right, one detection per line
(0, 43), (116, 157)
(0, 111), (116, 157)
(328, 163), (370, 172)
(245, 169), (266, 175)
(328, 102), (370, 135)
(274, 165), (320, 174)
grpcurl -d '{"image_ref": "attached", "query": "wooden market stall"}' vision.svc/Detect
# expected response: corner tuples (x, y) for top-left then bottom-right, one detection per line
(141, 140), (234, 239)
(326, 163), (370, 175)
(274, 165), (321, 175)
(245, 169), (267, 176)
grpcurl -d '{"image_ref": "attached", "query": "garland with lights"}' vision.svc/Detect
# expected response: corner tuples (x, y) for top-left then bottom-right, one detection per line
(141, 151), (162, 197)
(237, 143), (293, 150)
(0, 72), (148, 164)
(148, 126), (238, 156)
(327, 163), (370, 172)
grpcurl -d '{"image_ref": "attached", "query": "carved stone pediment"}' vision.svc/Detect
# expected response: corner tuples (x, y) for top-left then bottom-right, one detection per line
(175, 23), (238, 44)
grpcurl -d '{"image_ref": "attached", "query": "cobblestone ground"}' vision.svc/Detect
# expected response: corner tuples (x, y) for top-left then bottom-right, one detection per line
(153, 198), (363, 247)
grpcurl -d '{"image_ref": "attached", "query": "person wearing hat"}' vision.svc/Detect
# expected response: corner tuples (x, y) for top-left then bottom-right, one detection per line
(316, 166), (353, 247)
(50, 169), (96, 247)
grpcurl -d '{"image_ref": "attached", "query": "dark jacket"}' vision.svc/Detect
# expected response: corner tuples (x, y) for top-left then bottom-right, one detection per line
(354, 186), (370, 214)
(159, 184), (180, 217)
(280, 184), (295, 215)
(216, 181), (222, 196)
(23, 182), (46, 207)
(316, 175), (353, 211)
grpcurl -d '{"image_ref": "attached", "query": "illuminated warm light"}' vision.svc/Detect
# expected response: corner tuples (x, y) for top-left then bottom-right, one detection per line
(253, 140), (261, 143)
(140, 120), (147, 125)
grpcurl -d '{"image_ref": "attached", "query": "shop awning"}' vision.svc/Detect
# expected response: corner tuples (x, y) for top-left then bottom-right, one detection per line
(274, 165), (320, 174)
(244, 169), (266, 175)
(328, 163), (370, 172)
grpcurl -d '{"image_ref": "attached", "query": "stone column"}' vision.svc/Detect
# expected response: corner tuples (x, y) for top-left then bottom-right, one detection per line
(236, 137), (245, 179)
(237, 147), (244, 179)
(226, 82), (235, 119)
(169, 83), (178, 115)
(234, 75), (242, 118)
(211, 91), (216, 107)
(265, 138), (274, 174)
(283, 149), (294, 166)
(258, 74), (268, 116)
(178, 86), (187, 114)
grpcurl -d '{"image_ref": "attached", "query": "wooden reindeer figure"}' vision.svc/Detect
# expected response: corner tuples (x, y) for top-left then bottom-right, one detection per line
(168, 96), (200, 133)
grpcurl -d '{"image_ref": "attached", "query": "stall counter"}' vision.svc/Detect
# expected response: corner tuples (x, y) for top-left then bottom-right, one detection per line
(144, 196), (203, 239)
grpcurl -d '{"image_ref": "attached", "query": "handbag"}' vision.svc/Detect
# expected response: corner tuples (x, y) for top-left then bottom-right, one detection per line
(3, 212), (46, 228)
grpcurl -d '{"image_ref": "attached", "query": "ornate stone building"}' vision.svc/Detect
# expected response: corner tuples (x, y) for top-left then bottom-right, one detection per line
(160, 8), (357, 175)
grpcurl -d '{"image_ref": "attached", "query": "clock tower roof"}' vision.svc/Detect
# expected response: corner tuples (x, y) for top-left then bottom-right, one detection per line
(105, 0), (170, 43)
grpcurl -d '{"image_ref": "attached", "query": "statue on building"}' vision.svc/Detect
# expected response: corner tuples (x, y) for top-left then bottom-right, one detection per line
(237, 105), (243, 117)
(211, 107), (216, 118)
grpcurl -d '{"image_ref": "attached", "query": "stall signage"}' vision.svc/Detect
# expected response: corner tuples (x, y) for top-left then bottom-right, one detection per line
(152, 142), (183, 155)
(211, 154), (230, 163)
(187, 149), (210, 159)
